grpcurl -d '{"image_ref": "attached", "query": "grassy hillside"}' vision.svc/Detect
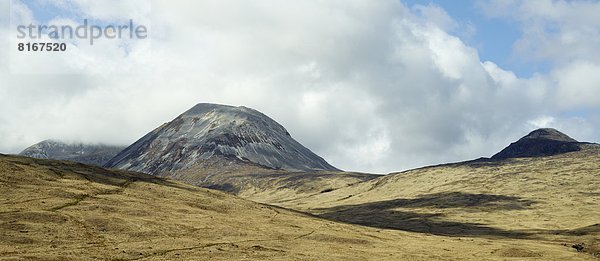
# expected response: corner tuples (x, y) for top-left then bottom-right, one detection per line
(246, 145), (600, 258)
(0, 154), (592, 260)
(164, 156), (380, 203)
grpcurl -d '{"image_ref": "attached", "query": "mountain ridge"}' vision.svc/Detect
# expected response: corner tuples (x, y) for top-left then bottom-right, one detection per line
(19, 139), (125, 166)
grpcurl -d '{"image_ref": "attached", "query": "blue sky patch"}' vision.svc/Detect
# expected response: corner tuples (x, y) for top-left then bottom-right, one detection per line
(402, 0), (550, 78)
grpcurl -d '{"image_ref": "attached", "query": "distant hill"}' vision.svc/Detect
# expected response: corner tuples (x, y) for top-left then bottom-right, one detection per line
(19, 140), (125, 166)
(491, 128), (588, 160)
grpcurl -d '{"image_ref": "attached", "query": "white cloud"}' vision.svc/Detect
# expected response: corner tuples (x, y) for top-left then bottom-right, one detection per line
(479, 0), (600, 65)
(477, 0), (600, 145)
(47, 0), (152, 23)
(528, 116), (555, 129)
(8, 0), (152, 74)
(0, 0), (598, 173)
(554, 61), (600, 109)
(413, 3), (458, 32)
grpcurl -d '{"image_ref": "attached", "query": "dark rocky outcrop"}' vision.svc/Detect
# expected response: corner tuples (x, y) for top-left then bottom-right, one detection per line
(491, 128), (584, 160)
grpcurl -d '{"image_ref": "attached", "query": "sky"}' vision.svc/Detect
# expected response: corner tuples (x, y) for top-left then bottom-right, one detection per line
(1, 0), (599, 173)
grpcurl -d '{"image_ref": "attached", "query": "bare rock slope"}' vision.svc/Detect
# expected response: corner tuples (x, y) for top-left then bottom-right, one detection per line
(105, 103), (338, 174)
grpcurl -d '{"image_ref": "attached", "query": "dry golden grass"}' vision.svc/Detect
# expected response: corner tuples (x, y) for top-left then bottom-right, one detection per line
(165, 156), (379, 203)
(242, 145), (600, 258)
(1, 154), (594, 260)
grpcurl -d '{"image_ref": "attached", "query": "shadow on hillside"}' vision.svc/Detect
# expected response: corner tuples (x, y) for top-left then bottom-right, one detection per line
(316, 192), (536, 238)
(203, 171), (379, 194)
(539, 223), (600, 237)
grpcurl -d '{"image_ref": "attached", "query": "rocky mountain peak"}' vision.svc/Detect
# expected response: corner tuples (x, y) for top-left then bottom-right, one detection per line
(519, 128), (578, 143)
(180, 103), (291, 137)
(104, 103), (338, 174)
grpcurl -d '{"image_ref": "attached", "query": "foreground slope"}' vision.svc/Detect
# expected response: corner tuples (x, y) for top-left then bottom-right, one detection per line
(105, 103), (338, 173)
(19, 140), (125, 167)
(0, 155), (589, 260)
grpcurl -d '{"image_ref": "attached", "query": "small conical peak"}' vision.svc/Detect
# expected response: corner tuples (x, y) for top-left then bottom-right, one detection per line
(491, 128), (582, 160)
(520, 128), (578, 143)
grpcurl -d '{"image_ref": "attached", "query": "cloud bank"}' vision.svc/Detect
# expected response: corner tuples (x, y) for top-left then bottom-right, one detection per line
(0, 0), (598, 173)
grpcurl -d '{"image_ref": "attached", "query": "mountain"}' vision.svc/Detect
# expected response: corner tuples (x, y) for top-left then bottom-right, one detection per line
(105, 103), (339, 175)
(0, 154), (588, 260)
(491, 128), (586, 160)
(19, 140), (125, 166)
